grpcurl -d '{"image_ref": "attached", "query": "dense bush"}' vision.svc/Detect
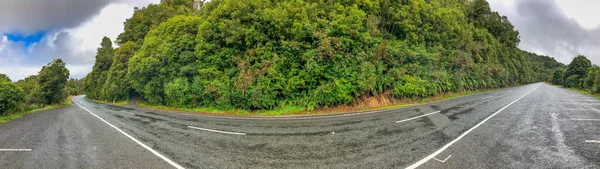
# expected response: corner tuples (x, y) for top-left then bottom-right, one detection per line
(1, 58), (72, 116)
(83, 0), (564, 111)
(0, 78), (24, 116)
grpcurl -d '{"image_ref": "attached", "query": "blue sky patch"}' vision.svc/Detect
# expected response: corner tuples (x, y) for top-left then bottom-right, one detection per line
(5, 32), (46, 46)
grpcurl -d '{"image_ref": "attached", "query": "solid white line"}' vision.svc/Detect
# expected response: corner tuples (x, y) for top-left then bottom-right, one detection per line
(585, 140), (600, 143)
(406, 84), (541, 169)
(433, 155), (452, 163)
(396, 111), (440, 124)
(72, 97), (184, 169)
(482, 96), (493, 100)
(187, 126), (246, 136)
(0, 149), (31, 152)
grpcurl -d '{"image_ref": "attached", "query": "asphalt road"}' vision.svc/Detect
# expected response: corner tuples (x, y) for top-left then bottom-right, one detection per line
(1, 83), (599, 168)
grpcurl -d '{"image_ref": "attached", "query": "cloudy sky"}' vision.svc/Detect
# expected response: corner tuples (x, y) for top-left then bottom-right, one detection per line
(0, 0), (159, 81)
(1, 0), (599, 81)
(488, 0), (600, 65)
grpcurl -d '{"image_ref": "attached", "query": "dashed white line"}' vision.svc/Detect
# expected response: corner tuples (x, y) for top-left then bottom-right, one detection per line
(396, 111), (440, 124)
(571, 119), (600, 121)
(187, 126), (246, 136)
(405, 84), (541, 169)
(585, 140), (600, 143)
(72, 97), (185, 169)
(0, 149), (31, 152)
(482, 96), (493, 100)
(433, 155), (452, 163)
(121, 111), (135, 115)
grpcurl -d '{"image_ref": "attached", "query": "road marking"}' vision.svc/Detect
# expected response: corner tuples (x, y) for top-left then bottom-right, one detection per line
(433, 155), (452, 163)
(585, 140), (600, 143)
(396, 111), (440, 124)
(571, 119), (600, 121)
(482, 96), (493, 100)
(187, 126), (246, 136)
(72, 97), (185, 169)
(121, 111), (135, 115)
(406, 84), (541, 169)
(0, 149), (31, 152)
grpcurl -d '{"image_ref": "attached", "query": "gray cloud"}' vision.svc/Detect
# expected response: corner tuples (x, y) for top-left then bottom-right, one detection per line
(0, 0), (118, 34)
(492, 0), (600, 65)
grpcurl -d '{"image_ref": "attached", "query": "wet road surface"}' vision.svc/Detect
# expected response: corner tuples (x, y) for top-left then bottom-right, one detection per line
(1, 83), (599, 168)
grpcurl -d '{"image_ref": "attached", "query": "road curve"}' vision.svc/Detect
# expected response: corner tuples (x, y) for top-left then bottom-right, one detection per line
(1, 83), (599, 168)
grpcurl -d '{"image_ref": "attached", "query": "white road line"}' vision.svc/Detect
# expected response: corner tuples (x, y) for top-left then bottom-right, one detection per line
(121, 111), (135, 115)
(396, 111), (440, 124)
(406, 84), (541, 169)
(0, 149), (31, 152)
(72, 97), (185, 169)
(571, 119), (600, 121)
(433, 155), (452, 163)
(585, 140), (600, 143)
(482, 96), (493, 100)
(187, 126), (246, 136)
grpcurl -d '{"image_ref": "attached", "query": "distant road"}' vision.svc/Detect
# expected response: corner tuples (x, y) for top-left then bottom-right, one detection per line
(1, 83), (599, 168)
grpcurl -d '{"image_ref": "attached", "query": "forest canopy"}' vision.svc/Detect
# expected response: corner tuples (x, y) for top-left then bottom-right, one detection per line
(83, 0), (564, 111)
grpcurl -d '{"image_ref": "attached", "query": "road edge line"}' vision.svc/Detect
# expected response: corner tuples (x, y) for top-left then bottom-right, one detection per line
(72, 97), (185, 169)
(405, 84), (542, 169)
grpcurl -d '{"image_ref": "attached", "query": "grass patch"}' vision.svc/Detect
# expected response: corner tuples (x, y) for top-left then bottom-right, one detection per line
(138, 102), (250, 115)
(0, 96), (73, 124)
(255, 106), (306, 116)
(132, 87), (502, 116)
(566, 88), (600, 99)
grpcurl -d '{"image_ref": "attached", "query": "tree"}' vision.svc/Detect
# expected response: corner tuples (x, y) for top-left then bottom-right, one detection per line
(128, 15), (202, 105)
(0, 73), (24, 116)
(15, 75), (42, 106)
(0, 74), (10, 83)
(116, 3), (183, 46)
(552, 68), (565, 86)
(104, 42), (136, 102)
(584, 65), (600, 92)
(565, 55), (591, 88)
(37, 59), (70, 105)
(84, 37), (114, 100)
(84, 0), (565, 111)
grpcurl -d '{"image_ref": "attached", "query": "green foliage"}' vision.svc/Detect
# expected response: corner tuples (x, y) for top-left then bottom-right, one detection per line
(552, 68), (566, 86)
(0, 74), (10, 83)
(584, 65), (600, 92)
(38, 59), (70, 105)
(103, 42), (136, 102)
(2, 59), (75, 119)
(116, 3), (188, 46)
(84, 37), (114, 100)
(0, 76), (24, 116)
(565, 75), (581, 89)
(128, 15), (202, 105)
(564, 55), (591, 88)
(83, 0), (564, 112)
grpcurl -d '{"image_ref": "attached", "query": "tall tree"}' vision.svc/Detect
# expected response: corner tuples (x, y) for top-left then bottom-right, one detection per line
(564, 55), (591, 88)
(38, 59), (70, 105)
(552, 68), (565, 86)
(84, 37), (114, 100)
(104, 42), (136, 102)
